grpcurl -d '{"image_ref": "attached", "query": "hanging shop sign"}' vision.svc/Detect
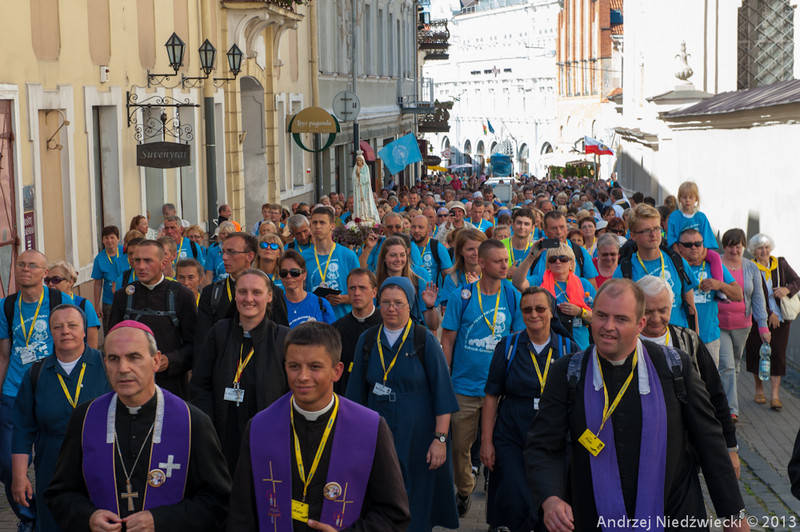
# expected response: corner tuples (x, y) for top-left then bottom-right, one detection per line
(136, 142), (191, 168)
(288, 107), (340, 152)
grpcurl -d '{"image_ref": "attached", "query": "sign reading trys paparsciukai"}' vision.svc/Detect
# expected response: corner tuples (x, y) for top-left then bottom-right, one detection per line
(137, 142), (191, 169)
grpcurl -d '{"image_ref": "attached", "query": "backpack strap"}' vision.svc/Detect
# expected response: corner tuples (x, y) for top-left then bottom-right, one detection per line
(504, 332), (522, 375)
(123, 281), (180, 329)
(190, 240), (199, 259)
(4, 293), (18, 338)
(662, 345), (687, 404)
(412, 323), (427, 372)
(360, 325), (382, 385)
(47, 287), (61, 313)
(566, 349), (587, 412)
(209, 280), (226, 321)
(317, 294), (326, 316)
(166, 282), (179, 328)
(30, 359), (45, 395)
(620, 256), (633, 279)
(570, 241), (585, 275)
(460, 282), (475, 314)
(429, 240), (443, 285)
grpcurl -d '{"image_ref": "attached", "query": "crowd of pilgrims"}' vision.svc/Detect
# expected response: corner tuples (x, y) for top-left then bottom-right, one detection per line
(2, 172), (800, 532)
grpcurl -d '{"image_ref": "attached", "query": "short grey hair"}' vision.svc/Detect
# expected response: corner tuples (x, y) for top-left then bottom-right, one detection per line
(218, 221), (236, 234)
(287, 214), (309, 231)
(636, 275), (674, 305)
(596, 233), (620, 250)
(748, 233), (775, 255)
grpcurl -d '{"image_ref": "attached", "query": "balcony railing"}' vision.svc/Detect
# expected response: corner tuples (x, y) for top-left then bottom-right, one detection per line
(397, 77), (435, 113)
(418, 19), (450, 60)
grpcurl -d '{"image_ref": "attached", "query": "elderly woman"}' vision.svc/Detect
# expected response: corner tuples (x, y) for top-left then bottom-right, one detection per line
(347, 277), (459, 532)
(376, 235), (440, 330)
(481, 287), (576, 532)
(525, 242), (595, 350)
(578, 216), (597, 255)
(185, 224), (207, 249)
(45, 261), (102, 349)
(12, 305), (110, 532)
(191, 269), (290, 473)
(718, 229), (771, 421)
(255, 233), (284, 285)
(204, 221), (236, 284)
(592, 233), (620, 287)
(745, 233), (800, 411)
(276, 249), (335, 327)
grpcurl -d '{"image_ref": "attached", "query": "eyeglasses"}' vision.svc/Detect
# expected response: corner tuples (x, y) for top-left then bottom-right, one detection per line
(521, 305), (550, 314)
(221, 249), (250, 256)
(45, 276), (67, 285)
(16, 262), (44, 271)
(385, 224), (402, 231)
(547, 255), (571, 264)
(438, 213), (448, 217)
(381, 301), (408, 309)
(632, 227), (660, 236)
(566, 218), (578, 224)
(679, 241), (704, 248)
(279, 268), (304, 278)
(259, 242), (281, 250)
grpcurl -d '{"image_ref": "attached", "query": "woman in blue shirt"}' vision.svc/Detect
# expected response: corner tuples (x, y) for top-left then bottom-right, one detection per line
(441, 229), (486, 312)
(45, 261), (102, 349)
(204, 221), (236, 284)
(277, 250), (335, 328)
(11, 305), (110, 532)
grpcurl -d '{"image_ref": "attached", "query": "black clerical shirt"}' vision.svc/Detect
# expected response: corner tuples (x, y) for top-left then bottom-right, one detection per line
(333, 310), (382, 395)
(45, 393), (231, 532)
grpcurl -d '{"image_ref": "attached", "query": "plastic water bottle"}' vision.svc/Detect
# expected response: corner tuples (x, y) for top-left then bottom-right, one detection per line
(758, 342), (772, 381)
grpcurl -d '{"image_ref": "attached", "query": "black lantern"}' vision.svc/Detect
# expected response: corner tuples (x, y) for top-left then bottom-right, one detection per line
(198, 39), (217, 77)
(165, 33), (186, 72)
(226, 44), (243, 77)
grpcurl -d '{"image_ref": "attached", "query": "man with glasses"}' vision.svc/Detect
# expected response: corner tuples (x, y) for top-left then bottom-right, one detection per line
(676, 228), (742, 366)
(614, 204), (699, 330)
(0, 251), (71, 530)
(359, 212), (422, 272)
(302, 207), (360, 320)
(197, 233), (289, 339)
(436, 201), (475, 244)
(109, 241), (197, 399)
(163, 215), (204, 263)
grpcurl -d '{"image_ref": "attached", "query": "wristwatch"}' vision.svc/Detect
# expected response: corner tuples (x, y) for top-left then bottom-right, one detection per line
(434, 432), (448, 443)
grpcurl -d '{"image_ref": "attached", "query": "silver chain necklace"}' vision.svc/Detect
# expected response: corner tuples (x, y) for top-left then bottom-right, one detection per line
(114, 422), (155, 512)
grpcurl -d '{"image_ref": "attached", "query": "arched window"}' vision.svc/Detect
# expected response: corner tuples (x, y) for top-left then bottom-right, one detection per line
(737, 0), (795, 90)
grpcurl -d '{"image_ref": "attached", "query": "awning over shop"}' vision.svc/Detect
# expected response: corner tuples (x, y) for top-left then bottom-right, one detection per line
(360, 140), (376, 161)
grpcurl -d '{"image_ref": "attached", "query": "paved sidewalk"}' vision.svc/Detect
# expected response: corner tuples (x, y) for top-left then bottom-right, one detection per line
(2, 370), (799, 531)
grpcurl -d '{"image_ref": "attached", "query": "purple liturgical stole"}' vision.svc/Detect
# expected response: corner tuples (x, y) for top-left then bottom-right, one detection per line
(250, 393), (380, 531)
(584, 343), (668, 532)
(82, 387), (191, 514)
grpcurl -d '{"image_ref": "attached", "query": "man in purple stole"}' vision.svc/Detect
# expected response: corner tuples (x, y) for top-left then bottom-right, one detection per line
(227, 321), (410, 532)
(45, 321), (231, 532)
(524, 280), (749, 532)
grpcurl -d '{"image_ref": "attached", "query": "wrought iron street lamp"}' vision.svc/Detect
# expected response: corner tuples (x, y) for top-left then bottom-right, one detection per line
(148, 33), (186, 86)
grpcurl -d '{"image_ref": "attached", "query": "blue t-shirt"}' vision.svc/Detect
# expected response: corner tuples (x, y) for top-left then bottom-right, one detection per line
(176, 237), (206, 263)
(91, 245), (125, 305)
(412, 238), (453, 287)
(689, 262), (734, 343)
(302, 244), (361, 320)
(470, 218), (493, 232)
(442, 280), (524, 396)
(613, 252), (699, 328)
(361, 236), (423, 273)
(667, 210), (718, 249)
(289, 239), (314, 254)
(285, 293), (336, 328)
(0, 289), (72, 396)
(530, 245), (599, 280)
(70, 294), (102, 330)
(204, 243), (228, 282)
(527, 275), (596, 350)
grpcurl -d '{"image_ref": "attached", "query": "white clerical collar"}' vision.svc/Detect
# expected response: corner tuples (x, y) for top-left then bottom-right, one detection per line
(353, 306), (376, 323)
(293, 395), (336, 421)
(141, 275), (165, 290)
(640, 331), (669, 346)
(592, 339), (650, 395)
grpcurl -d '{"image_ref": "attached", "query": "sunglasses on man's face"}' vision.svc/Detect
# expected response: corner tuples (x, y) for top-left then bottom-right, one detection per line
(547, 255), (571, 264)
(45, 276), (66, 285)
(679, 241), (704, 248)
(279, 268), (304, 278)
(521, 305), (550, 314)
(259, 242), (281, 250)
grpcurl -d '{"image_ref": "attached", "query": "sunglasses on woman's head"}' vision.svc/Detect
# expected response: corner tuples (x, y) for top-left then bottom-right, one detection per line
(259, 242), (281, 250)
(279, 268), (304, 278)
(44, 276), (66, 285)
(547, 255), (571, 264)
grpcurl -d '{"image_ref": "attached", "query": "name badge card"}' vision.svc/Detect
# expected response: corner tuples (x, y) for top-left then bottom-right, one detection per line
(372, 382), (392, 396)
(578, 429), (605, 457)
(533, 397), (540, 411)
(224, 387), (245, 404)
(291, 499), (309, 522)
(19, 346), (36, 365)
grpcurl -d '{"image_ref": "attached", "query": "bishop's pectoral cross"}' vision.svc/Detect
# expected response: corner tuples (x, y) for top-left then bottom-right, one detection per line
(121, 481), (139, 512)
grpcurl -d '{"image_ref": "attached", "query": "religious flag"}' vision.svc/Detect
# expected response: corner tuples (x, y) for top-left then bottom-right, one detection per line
(378, 134), (423, 175)
(584, 136), (614, 155)
(487, 120), (495, 134)
(482, 123), (488, 135)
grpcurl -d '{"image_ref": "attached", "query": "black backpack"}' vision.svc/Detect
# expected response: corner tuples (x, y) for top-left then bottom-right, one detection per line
(4, 288), (62, 338)
(123, 281), (181, 328)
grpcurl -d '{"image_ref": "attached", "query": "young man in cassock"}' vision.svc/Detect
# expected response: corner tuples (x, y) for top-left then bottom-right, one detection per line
(524, 279), (749, 532)
(44, 321), (231, 532)
(227, 321), (410, 531)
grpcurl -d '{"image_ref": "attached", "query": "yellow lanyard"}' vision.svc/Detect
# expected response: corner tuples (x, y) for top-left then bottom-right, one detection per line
(195, 293), (200, 306)
(376, 320), (413, 383)
(20, 290), (45, 346)
(234, 345), (255, 384)
(291, 395), (340, 501)
(636, 252), (666, 279)
(665, 329), (670, 346)
(530, 347), (553, 392)
(57, 363), (87, 408)
(476, 280), (501, 335)
(510, 241), (531, 264)
(177, 238), (186, 257)
(106, 249), (117, 265)
(554, 281), (568, 301)
(314, 243), (337, 284)
(421, 239), (429, 261)
(226, 277), (233, 301)
(130, 271), (137, 282)
(596, 346), (638, 434)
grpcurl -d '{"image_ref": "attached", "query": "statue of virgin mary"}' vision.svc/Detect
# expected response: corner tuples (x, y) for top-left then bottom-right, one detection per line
(352, 152), (380, 222)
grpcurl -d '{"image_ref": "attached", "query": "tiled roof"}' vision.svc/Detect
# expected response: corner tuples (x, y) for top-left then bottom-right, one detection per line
(610, 0), (623, 10)
(664, 78), (800, 118)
